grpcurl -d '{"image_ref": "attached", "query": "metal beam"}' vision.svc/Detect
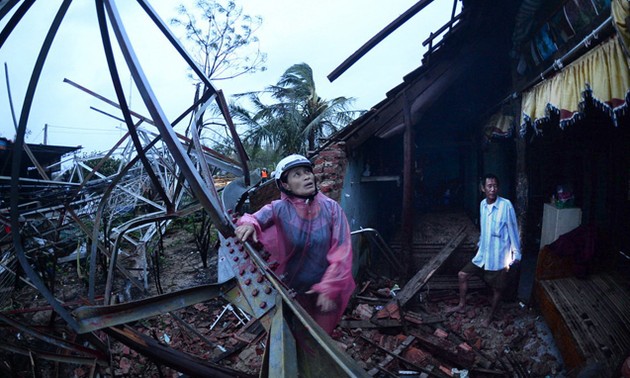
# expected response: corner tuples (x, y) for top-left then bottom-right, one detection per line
(103, 0), (232, 236)
(266, 298), (298, 377)
(73, 281), (236, 333)
(328, 0), (435, 81)
(105, 325), (254, 378)
(10, 0), (80, 332)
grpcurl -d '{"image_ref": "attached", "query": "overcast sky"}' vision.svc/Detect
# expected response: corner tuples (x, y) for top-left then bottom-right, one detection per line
(0, 0), (457, 154)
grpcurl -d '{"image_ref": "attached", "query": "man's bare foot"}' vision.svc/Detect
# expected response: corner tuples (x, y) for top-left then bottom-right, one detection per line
(445, 304), (465, 314)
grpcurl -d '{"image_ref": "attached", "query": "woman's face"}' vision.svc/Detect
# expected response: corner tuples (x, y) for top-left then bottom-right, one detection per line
(282, 166), (316, 196)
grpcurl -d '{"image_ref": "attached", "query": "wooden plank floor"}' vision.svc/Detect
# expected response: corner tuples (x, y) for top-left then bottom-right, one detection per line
(539, 273), (630, 373)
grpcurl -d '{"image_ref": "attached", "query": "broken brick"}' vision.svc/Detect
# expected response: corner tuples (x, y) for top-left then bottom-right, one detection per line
(503, 326), (514, 337)
(433, 328), (448, 338)
(463, 326), (477, 341)
(376, 302), (400, 319)
(458, 342), (472, 352)
(448, 320), (463, 334)
(402, 346), (429, 365)
(404, 312), (424, 325)
(474, 338), (482, 350)
(439, 365), (454, 376)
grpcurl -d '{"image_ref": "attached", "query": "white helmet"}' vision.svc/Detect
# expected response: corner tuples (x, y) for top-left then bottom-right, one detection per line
(273, 154), (313, 188)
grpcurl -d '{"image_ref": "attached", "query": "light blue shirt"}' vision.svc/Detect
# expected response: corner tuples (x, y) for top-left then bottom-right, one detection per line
(471, 196), (521, 271)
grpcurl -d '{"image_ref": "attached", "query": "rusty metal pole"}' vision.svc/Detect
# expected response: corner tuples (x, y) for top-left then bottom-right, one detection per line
(402, 90), (415, 279)
(327, 0), (436, 82)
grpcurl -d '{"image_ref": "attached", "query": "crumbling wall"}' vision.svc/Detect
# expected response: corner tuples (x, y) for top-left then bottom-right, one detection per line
(248, 180), (280, 213)
(313, 142), (348, 203)
(247, 143), (348, 212)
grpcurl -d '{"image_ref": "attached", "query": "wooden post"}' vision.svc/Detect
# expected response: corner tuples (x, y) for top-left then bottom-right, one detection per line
(402, 90), (415, 278)
(510, 135), (528, 301)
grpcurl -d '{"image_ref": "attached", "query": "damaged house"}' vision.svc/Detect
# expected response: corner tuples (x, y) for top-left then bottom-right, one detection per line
(1, 0), (630, 377)
(305, 0), (630, 375)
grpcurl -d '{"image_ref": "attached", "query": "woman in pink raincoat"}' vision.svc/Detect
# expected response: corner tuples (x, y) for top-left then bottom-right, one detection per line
(235, 154), (355, 334)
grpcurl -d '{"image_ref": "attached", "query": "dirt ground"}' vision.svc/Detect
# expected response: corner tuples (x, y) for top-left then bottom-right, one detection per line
(1, 224), (567, 377)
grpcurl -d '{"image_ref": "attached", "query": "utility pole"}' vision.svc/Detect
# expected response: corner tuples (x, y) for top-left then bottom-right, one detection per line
(43, 124), (48, 145)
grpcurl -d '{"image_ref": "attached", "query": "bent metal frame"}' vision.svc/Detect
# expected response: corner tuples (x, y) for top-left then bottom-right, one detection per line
(0, 1), (367, 376)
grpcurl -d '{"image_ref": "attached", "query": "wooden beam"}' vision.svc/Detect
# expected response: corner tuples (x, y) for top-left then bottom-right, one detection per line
(342, 34), (497, 150)
(409, 330), (475, 369)
(339, 319), (402, 329)
(359, 335), (444, 378)
(395, 225), (467, 306)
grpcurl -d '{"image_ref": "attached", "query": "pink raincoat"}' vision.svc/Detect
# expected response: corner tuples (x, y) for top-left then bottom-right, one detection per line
(237, 192), (355, 334)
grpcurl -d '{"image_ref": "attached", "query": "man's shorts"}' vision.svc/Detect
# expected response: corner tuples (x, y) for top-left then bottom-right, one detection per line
(461, 261), (508, 290)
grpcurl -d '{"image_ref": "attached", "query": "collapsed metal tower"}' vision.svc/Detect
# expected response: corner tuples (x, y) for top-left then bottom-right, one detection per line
(0, 1), (367, 376)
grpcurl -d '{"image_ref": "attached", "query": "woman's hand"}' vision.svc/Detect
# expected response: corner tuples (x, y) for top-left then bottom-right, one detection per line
(234, 224), (257, 243)
(306, 290), (336, 312)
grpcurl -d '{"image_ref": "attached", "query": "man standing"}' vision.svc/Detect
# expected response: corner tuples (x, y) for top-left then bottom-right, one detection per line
(447, 174), (521, 326)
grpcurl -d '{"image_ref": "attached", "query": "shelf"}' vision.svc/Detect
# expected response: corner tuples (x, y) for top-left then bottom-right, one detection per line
(360, 175), (400, 185)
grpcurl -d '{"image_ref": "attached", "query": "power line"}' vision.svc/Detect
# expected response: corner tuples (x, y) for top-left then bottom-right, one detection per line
(45, 124), (119, 132)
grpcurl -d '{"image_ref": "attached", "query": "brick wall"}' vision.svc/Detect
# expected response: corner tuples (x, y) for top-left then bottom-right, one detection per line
(248, 143), (349, 212)
(312, 142), (348, 203)
(248, 179), (280, 213)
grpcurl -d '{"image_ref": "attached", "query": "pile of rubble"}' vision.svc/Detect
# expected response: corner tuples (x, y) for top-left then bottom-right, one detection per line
(2, 258), (565, 377)
(333, 279), (565, 377)
(150, 279), (565, 377)
(1, 217), (567, 377)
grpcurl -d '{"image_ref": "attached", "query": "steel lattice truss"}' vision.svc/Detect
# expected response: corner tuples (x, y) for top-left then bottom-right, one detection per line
(0, 1), (367, 376)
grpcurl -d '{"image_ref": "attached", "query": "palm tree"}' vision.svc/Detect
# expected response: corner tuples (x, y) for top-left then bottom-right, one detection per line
(231, 63), (362, 157)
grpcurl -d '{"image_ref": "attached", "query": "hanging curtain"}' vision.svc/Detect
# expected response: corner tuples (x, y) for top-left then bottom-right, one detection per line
(520, 15), (630, 136)
(613, 0), (630, 56)
(483, 112), (515, 142)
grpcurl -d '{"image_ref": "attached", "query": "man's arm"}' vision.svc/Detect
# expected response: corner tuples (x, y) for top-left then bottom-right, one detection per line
(506, 202), (521, 262)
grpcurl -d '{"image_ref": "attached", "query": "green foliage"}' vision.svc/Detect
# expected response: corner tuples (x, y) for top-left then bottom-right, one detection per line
(230, 63), (365, 155)
(168, 210), (217, 268)
(243, 142), (280, 172)
(82, 152), (122, 178)
(169, 213), (198, 235)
